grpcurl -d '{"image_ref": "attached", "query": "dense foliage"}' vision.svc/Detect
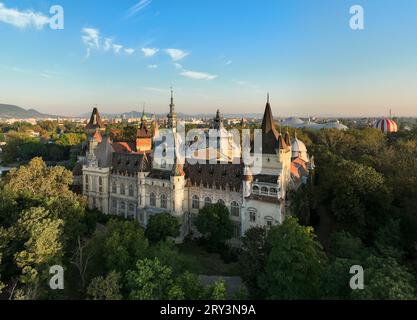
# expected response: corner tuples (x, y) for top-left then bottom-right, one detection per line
(1, 123), (417, 300)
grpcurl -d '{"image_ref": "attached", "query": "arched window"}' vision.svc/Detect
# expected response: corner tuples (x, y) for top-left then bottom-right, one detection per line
(112, 182), (117, 193)
(265, 216), (274, 228)
(120, 201), (126, 213)
(120, 183), (125, 195)
(270, 187), (277, 195)
(85, 175), (89, 191)
(161, 194), (167, 209)
(192, 195), (200, 209)
(204, 197), (212, 207)
(217, 199), (225, 206)
(129, 184), (134, 197)
(261, 186), (268, 195)
(150, 193), (156, 207)
(249, 209), (257, 222)
(231, 201), (240, 217)
(128, 203), (135, 212)
(99, 177), (103, 192)
(252, 185), (259, 194)
(161, 160), (166, 169)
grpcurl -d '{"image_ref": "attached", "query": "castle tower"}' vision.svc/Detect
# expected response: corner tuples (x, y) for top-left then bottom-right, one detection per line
(167, 87), (177, 131)
(170, 154), (185, 216)
(85, 107), (106, 134)
(136, 108), (152, 152)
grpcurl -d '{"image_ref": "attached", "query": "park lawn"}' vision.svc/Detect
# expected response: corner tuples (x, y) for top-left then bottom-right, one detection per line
(177, 241), (240, 277)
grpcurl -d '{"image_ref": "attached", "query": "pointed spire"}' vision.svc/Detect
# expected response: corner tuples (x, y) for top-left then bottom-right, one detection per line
(167, 86), (177, 129)
(261, 94), (278, 138)
(261, 94), (280, 154)
(86, 105), (105, 132)
(277, 134), (289, 150)
(170, 86), (175, 107)
(284, 129), (291, 146)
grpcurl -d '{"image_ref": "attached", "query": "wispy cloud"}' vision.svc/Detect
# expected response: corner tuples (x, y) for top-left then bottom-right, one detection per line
(174, 63), (183, 70)
(82, 28), (100, 57)
(233, 79), (262, 93)
(103, 38), (113, 51)
(225, 60), (233, 65)
(112, 44), (123, 54)
(142, 47), (159, 57)
(147, 64), (158, 69)
(81, 28), (137, 58)
(143, 86), (167, 93)
(0, 2), (49, 29)
(180, 70), (217, 81)
(40, 70), (65, 79)
(126, 0), (152, 19)
(165, 48), (189, 61)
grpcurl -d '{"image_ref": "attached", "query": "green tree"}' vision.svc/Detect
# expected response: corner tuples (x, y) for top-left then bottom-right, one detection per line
(259, 217), (327, 299)
(126, 258), (184, 300)
(239, 227), (268, 298)
(320, 258), (357, 299)
(352, 255), (416, 300)
(328, 231), (367, 260)
(86, 271), (122, 300)
(88, 219), (148, 276)
(195, 203), (233, 250)
(14, 207), (64, 299)
(175, 271), (205, 300)
(145, 212), (181, 243)
(206, 279), (227, 300)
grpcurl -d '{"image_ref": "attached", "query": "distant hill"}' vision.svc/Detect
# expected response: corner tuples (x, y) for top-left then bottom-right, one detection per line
(0, 104), (57, 119)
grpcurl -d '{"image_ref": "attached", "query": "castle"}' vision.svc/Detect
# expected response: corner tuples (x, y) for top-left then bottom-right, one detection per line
(73, 91), (312, 244)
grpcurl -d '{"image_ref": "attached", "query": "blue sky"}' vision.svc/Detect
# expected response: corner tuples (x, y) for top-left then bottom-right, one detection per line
(1, 0), (417, 117)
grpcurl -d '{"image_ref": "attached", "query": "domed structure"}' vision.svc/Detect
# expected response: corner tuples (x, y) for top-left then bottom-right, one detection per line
(291, 136), (309, 162)
(281, 117), (305, 128)
(374, 119), (398, 134)
(323, 121), (348, 131)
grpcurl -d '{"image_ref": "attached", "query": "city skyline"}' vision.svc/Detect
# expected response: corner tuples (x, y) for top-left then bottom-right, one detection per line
(1, 0), (417, 117)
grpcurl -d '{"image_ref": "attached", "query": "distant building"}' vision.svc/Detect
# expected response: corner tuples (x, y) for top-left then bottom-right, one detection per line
(281, 118), (348, 131)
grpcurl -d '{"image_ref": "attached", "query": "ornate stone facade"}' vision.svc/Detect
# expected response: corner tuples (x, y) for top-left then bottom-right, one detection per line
(77, 93), (312, 244)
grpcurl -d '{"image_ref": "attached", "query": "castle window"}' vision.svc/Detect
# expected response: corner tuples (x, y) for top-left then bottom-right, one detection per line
(231, 201), (240, 217)
(249, 210), (257, 222)
(252, 185), (259, 194)
(192, 195), (200, 209)
(128, 203), (135, 219)
(261, 187), (268, 195)
(120, 201), (126, 214)
(161, 160), (166, 169)
(120, 183), (125, 195)
(99, 177), (103, 193)
(217, 199), (225, 206)
(204, 197), (212, 207)
(161, 194), (167, 209)
(270, 188), (278, 195)
(233, 222), (241, 238)
(85, 175), (89, 191)
(129, 184), (134, 197)
(112, 182), (117, 193)
(150, 193), (156, 207)
(265, 216), (274, 229)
